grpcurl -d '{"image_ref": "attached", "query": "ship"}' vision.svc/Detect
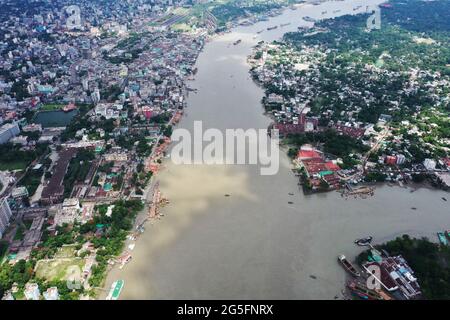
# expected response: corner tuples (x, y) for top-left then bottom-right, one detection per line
(267, 25), (278, 31)
(233, 39), (242, 45)
(106, 280), (124, 300)
(437, 232), (448, 245)
(338, 254), (361, 277)
(354, 236), (373, 246)
(302, 16), (316, 23)
(347, 281), (385, 300)
(118, 252), (132, 269)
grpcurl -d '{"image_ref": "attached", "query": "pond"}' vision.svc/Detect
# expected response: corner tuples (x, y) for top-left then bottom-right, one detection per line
(32, 110), (79, 128)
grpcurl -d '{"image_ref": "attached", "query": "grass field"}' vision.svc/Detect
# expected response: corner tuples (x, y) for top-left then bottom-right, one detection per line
(41, 104), (64, 111)
(35, 257), (85, 282)
(35, 245), (85, 282)
(0, 160), (28, 171)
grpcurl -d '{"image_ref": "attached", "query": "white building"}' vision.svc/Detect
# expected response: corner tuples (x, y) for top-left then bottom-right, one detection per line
(423, 158), (436, 170)
(0, 122), (20, 144)
(54, 198), (81, 226)
(43, 287), (59, 300)
(396, 154), (406, 165)
(11, 186), (28, 199)
(24, 283), (40, 300)
(0, 198), (12, 239)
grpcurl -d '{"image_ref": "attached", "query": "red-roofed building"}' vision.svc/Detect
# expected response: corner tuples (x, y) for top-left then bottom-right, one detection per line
(385, 156), (397, 166)
(442, 158), (450, 168)
(297, 149), (322, 160)
(325, 161), (340, 171)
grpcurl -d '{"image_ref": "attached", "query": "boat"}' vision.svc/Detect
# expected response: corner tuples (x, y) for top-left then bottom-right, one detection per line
(333, 9), (341, 13)
(106, 280), (124, 300)
(321, 11), (327, 14)
(302, 16), (316, 23)
(446, 230), (450, 240)
(442, 197), (447, 201)
(256, 30), (264, 34)
(233, 39), (242, 45)
(267, 26), (278, 31)
(338, 254), (360, 277)
(347, 281), (384, 300)
(118, 252), (132, 269)
(280, 23), (291, 27)
(354, 236), (373, 246)
(437, 232), (448, 245)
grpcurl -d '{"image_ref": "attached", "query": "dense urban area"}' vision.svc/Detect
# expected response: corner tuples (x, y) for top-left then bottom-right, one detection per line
(0, 0), (449, 301)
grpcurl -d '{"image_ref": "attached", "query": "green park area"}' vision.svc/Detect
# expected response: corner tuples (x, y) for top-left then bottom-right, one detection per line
(40, 104), (64, 111)
(34, 246), (85, 282)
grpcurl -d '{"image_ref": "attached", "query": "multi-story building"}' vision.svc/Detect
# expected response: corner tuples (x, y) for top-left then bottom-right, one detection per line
(43, 287), (59, 300)
(0, 197), (12, 239)
(0, 122), (20, 144)
(24, 283), (41, 300)
(423, 158), (437, 170)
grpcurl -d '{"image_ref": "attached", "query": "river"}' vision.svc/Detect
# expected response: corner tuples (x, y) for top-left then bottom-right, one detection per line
(105, 0), (449, 299)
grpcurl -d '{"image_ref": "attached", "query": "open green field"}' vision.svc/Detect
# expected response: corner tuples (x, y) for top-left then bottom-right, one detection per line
(35, 245), (85, 282)
(0, 160), (28, 171)
(35, 257), (85, 282)
(41, 104), (64, 111)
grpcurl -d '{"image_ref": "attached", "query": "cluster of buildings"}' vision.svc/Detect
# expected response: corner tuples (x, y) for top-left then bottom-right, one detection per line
(249, 24), (450, 190)
(1, 282), (59, 300)
(362, 248), (422, 300)
(0, 0), (210, 300)
(294, 145), (341, 191)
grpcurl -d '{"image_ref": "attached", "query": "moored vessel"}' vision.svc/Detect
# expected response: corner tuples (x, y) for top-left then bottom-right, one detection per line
(338, 254), (360, 277)
(106, 280), (124, 300)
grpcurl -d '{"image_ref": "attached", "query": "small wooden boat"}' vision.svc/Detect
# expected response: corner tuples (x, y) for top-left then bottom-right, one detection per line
(338, 254), (360, 277)
(347, 281), (384, 300)
(354, 236), (373, 246)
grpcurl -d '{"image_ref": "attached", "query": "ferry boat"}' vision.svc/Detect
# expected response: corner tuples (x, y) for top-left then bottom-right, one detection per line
(302, 16), (316, 23)
(338, 254), (361, 277)
(233, 39), (242, 45)
(437, 232), (448, 245)
(106, 280), (124, 300)
(354, 236), (373, 246)
(267, 25), (278, 31)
